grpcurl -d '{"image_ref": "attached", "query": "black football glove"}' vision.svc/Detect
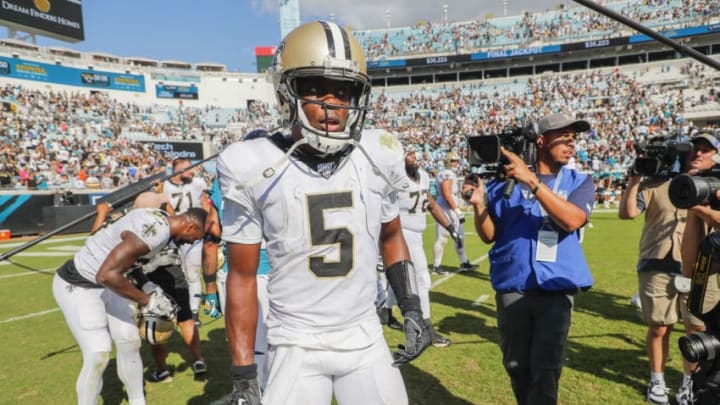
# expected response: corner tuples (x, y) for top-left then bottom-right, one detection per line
(392, 309), (432, 366)
(210, 366), (261, 405)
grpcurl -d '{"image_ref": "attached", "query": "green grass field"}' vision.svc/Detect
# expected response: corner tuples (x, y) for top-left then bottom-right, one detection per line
(0, 211), (686, 404)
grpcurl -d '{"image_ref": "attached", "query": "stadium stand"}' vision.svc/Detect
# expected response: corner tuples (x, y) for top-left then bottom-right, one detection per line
(0, 0), (719, 213)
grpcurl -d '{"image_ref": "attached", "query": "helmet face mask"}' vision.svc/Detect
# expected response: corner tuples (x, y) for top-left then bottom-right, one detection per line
(270, 21), (371, 155)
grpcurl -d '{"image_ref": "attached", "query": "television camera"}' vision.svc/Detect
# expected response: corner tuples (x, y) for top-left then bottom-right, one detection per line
(466, 121), (538, 198)
(632, 134), (693, 178)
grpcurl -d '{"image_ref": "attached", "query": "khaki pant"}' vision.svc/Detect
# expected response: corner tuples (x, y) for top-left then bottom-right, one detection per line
(638, 271), (720, 328)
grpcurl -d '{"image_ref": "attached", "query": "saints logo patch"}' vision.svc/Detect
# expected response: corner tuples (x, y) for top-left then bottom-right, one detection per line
(142, 223), (157, 238)
(379, 131), (401, 151)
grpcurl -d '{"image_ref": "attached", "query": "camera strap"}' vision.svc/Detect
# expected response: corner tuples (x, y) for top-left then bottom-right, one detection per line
(688, 236), (715, 318)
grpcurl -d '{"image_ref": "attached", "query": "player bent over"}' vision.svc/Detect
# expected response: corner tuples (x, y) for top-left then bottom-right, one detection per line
(52, 207), (206, 405)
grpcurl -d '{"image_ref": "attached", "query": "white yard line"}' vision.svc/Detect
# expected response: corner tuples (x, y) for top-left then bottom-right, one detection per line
(431, 273), (455, 289)
(0, 267), (56, 279)
(472, 294), (490, 306)
(0, 235), (87, 250)
(0, 308), (60, 323)
(430, 254), (487, 289)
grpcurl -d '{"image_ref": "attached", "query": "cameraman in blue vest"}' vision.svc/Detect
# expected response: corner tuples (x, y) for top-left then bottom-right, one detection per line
(462, 112), (595, 405)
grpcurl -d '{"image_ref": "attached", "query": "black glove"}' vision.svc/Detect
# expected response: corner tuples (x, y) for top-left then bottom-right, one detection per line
(446, 223), (464, 250)
(210, 364), (262, 405)
(393, 309), (432, 366)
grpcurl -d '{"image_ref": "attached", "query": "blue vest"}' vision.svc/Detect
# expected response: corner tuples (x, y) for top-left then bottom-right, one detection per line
(486, 167), (594, 292)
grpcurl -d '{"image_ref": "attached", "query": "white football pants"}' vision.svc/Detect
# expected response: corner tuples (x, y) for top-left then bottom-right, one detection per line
(262, 333), (407, 405)
(52, 274), (145, 405)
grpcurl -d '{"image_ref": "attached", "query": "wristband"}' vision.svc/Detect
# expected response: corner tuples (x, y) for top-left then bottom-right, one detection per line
(203, 272), (217, 284)
(230, 363), (257, 380)
(204, 233), (222, 244)
(531, 182), (541, 195)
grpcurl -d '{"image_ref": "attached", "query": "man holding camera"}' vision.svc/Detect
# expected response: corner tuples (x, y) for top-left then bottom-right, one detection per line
(462, 112), (595, 405)
(619, 132), (717, 405)
(677, 132), (720, 405)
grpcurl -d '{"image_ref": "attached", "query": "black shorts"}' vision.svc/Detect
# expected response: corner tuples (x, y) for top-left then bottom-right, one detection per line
(147, 265), (192, 322)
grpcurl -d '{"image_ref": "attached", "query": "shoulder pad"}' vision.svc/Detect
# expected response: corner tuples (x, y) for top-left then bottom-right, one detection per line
(359, 129), (404, 161)
(217, 138), (284, 190)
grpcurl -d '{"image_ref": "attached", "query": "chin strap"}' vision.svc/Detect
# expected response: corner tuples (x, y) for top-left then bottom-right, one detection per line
(348, 139), (408, 193)
(234, 136), (308, 191)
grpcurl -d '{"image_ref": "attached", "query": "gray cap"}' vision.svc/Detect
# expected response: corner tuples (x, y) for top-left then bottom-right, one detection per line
(538, 112), (591, 135)
(692, 132), (720, 151)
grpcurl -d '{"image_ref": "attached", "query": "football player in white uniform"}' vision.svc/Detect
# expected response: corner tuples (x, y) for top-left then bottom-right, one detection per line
(212, 21), (431, 405)
(161, 158), (209, 324)
(433, 152), (477, 274)
(93, 192), (213, 381)
(399, 146), (462, 347)
(52, 207), (206, 405)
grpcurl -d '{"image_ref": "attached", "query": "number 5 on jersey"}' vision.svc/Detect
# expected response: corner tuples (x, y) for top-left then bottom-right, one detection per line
(307, 192), (354, 278)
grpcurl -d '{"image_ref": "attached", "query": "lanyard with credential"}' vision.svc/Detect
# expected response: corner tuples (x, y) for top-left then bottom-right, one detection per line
(536, 170), (563, 262)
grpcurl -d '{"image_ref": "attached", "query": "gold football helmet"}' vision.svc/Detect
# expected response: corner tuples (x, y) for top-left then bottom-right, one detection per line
(138, 313), (177, 345)
(269, 20), (371, 154)
(446, 151), (460, 163)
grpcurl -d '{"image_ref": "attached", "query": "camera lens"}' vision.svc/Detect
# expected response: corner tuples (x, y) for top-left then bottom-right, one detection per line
(669, 174), (718, 209)
(679, 332), (720, 363)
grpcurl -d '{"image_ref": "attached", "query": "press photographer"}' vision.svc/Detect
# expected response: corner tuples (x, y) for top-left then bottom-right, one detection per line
(619, 131), (718, 405)
(462, 112), (594, 404)
(670, 132), (720, 405)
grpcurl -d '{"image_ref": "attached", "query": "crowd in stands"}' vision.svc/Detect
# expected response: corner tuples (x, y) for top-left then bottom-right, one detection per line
(0, 0), (719, 211)
(355, 0), (720, 59)
(0, 83), (283, 191)
(2, 60), (720, 210)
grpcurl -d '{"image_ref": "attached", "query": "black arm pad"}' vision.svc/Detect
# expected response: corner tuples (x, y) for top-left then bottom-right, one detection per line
(385, 260), (421, 314)
(127, 267), (150, 289)
(204, 233), (222, 244)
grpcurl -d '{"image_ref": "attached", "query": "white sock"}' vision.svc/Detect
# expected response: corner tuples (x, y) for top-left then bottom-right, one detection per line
(651, 372), (665, 385)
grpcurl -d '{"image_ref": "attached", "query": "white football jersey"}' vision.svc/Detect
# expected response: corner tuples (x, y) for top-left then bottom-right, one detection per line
(435, 168), (459, 210)
(74, 209), (172, 284)
(399, 168), (431, 233)
(218, 129), (407, 337)
(163, 177), (206, 214)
